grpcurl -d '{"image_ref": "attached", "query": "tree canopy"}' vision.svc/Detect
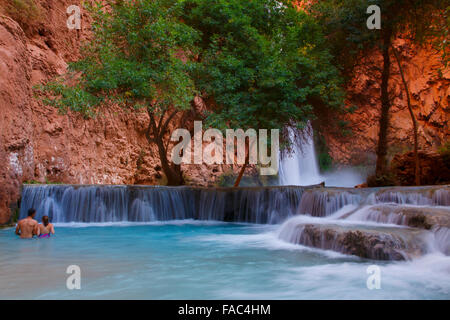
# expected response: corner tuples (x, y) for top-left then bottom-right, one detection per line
(38, 0), (348, 185)
(183, 0), (345, 139)
(41, 0), (199, 117)
(310, 0), (449, 75)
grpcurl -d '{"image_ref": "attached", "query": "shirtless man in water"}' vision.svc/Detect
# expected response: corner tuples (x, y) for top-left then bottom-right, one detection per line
(15, 208), (39, 239)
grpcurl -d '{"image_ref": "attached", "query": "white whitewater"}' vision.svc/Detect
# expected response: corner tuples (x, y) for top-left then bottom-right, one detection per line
(276, 187), (450, 259)
(278, 124), (366, 187)
(279, 124), (323, 186)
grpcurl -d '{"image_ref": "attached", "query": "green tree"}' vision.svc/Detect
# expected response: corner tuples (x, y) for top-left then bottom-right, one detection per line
(38, 0), (200, 185)
(183, 0), (345, 185)
(311, 0), (449, 185)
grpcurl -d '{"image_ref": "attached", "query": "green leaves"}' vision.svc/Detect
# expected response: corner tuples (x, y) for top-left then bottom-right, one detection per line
(311, 0), (449, 74)
(39, 0), (199, 117)
(38, 0), (346, 151)
(36, 80), (101, 118)
(183, 0), (345, 139)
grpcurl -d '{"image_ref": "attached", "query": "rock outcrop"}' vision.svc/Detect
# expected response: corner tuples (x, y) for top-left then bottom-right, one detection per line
(278, 221), (428, 260)
(345, 204), (450, 255)
(323, 39), (449, 166)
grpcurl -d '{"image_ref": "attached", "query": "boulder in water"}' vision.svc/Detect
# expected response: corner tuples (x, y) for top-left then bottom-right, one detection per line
(345, 204), (450, 255)
(277, 219), (428, 260)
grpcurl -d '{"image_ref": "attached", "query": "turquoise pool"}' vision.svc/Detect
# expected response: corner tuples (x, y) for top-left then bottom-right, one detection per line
(0, 221), (449, 299)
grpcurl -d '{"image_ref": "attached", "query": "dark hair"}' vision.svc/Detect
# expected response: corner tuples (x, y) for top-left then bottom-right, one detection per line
(42, 216), (49, 227)
(28, 208), (36, 217)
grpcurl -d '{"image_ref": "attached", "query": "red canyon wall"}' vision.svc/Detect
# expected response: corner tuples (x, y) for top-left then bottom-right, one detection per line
(324, 38), (449, 165)
(0, 1), (448, 223)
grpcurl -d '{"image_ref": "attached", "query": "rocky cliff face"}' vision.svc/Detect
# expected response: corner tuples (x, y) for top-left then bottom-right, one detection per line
(0, 1), (448, 223)
(324, 38), (449, 166)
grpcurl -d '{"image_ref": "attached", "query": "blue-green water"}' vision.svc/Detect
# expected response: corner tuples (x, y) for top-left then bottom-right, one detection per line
(0, 221), (449, 299)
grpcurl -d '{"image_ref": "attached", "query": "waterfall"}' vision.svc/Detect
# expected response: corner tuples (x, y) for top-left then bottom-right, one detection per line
(20, 185), (449, 223)
(279, 124), (323, 186)
(298, 189), (362, 217)
(278, 124), (367, 187)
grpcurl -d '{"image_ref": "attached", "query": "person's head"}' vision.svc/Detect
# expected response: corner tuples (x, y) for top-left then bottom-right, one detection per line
(27, 208), (36, 218)
(42, 216), (49, 227)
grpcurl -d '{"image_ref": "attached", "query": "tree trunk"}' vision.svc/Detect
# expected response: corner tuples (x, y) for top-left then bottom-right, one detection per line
(392, 46), (420, 186)
(145, 107), (184, 186)
(234, 148), (250, 187)
(375, 27), (393, 177)
(155, 136), (184, 186)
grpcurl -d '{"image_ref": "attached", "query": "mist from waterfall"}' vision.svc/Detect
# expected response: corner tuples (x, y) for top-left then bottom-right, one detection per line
(278, 124), (366, 187)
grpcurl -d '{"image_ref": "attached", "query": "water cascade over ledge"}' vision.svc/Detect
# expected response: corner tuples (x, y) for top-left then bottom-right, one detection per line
(19, 185), (306, 224)
(278, 123), (368, 187)
(19, 184), (450, 260)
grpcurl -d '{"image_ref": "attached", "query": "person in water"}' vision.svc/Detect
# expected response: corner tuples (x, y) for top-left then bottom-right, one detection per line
(15, 208), (39, 239)
(38, 216), (55, 238)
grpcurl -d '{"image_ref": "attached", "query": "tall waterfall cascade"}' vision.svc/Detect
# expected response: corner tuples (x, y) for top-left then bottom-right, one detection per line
(278, 126), (323, 186)
(278, 124), (366, 187)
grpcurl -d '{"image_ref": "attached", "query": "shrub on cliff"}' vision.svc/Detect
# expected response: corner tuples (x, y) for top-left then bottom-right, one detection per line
(438, 141), (450, 168)
(0, 0), (41, 34)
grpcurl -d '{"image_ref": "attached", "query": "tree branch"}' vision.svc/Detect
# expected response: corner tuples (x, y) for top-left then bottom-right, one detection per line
(146, 107), (159, 142)
(157, 108), (167, 133)
(161, 109), (178, 138)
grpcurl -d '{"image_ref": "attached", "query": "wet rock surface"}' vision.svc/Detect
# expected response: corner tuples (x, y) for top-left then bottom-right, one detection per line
(276, 185), (450, 260)
(345, 203), (450, 255)
(350, 204), (450, 230)
(279, 222), (428, 261)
